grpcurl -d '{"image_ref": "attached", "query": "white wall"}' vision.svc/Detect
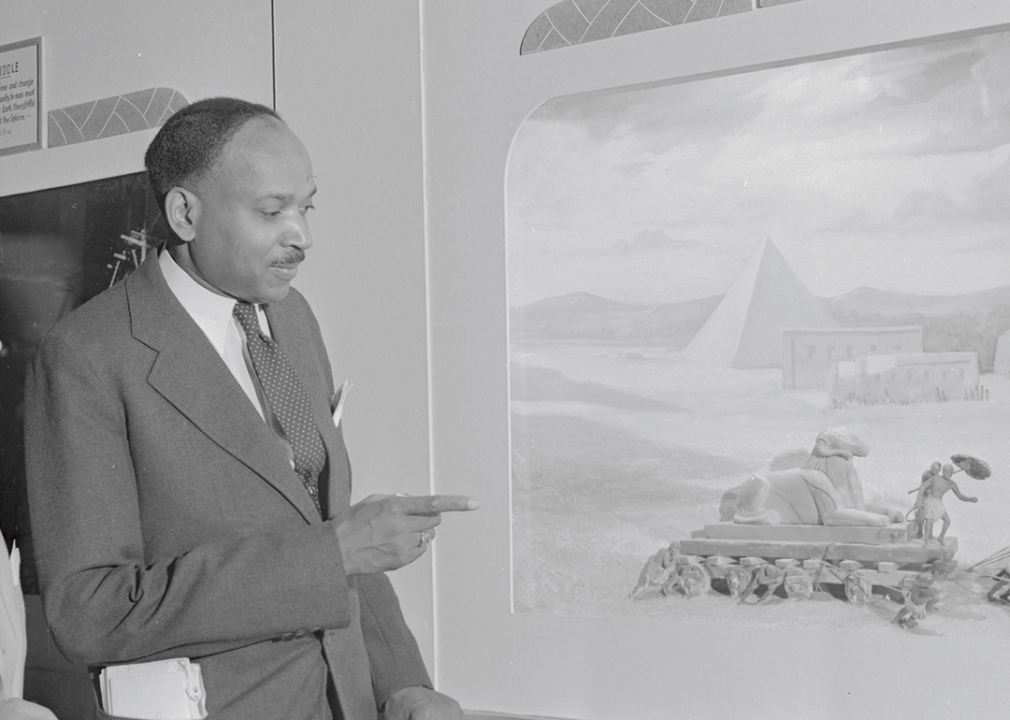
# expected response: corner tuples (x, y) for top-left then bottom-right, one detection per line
(0, 1), (273, 197)
(272, 1), (438, 673)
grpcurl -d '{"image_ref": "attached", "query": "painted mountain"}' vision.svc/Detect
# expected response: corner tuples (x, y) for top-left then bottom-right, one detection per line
(509, 291), (721, 349)
(510, 241), (1010, 371)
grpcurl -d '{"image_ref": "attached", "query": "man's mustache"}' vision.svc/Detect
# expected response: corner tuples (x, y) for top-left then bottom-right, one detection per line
(274, 248), (306, 266)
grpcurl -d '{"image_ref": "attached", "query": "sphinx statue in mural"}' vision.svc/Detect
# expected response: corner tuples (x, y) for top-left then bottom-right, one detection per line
(719, 428), (904, 527)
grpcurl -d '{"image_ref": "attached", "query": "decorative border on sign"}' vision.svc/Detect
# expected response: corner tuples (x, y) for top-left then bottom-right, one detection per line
(520, 0), (806, 55)
(47, 87), (188, 148)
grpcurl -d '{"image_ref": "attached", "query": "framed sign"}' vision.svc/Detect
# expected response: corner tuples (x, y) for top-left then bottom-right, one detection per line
(0, 37), (42, 157)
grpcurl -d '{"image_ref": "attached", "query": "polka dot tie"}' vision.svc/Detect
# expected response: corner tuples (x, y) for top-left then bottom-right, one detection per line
(234, 301), (326, 516)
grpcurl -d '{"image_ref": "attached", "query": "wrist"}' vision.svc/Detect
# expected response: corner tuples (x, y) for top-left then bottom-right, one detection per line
(331, 514), (363, 576)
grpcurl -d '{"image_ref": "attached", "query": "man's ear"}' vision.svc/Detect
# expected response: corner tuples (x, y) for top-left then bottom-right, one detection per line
(164, 187), (200, 242)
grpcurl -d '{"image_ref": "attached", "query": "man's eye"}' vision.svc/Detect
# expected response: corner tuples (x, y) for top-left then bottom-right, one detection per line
(260, 209), (282, 218)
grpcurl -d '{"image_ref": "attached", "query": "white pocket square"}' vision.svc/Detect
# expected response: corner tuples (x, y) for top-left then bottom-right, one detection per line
(331, 379), (351, 427)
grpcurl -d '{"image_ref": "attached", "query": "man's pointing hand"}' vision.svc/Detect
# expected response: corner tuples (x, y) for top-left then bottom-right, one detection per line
(334, 494), (479, 575)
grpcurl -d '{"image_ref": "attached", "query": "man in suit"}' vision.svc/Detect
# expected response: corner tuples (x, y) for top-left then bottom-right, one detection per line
(24, 98), (475, 719)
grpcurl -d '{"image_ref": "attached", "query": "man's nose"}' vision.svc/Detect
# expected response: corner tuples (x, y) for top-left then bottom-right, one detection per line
(285, 213), (313, 250)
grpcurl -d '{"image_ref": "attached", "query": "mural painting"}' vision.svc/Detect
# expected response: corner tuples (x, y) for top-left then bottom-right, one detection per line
(507, 29), (1010, 636)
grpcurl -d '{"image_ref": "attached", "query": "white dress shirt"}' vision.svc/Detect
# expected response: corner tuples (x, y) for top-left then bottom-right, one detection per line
(159, 248), (270, 420)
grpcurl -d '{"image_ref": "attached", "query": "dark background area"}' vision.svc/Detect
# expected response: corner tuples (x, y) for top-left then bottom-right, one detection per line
(0, 172), (167, 592)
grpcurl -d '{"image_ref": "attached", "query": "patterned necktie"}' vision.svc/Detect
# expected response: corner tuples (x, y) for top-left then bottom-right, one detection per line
(233, 301), (326, 516)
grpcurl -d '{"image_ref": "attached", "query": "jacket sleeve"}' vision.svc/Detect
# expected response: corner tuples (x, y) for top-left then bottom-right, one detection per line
(357, 573), (432, 707)
(24, 328), (353, 665)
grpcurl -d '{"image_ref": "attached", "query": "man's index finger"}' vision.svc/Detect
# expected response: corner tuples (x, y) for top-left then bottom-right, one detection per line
(399, 495), (479, 515)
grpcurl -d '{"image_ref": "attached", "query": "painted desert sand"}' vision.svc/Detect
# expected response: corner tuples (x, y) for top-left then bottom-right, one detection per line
(511, 343), (1010, 638)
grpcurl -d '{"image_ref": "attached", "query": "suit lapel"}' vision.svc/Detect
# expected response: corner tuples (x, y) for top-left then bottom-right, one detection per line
(265, 300), (351, 516)
(125, 254), (322, 524)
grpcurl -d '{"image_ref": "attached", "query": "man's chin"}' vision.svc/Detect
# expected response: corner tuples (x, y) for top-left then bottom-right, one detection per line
(263, 284), (292, 303)
(258, 267), (299, 301)
(245, 280), (292, 305)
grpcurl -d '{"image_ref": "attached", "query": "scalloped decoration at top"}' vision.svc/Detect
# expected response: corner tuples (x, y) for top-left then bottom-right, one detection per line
(521, 0), (806, 55)
(47, 87), (188, 148)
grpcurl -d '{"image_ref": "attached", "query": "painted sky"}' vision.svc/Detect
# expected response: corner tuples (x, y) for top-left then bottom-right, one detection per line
(506, 30), (1010, 307)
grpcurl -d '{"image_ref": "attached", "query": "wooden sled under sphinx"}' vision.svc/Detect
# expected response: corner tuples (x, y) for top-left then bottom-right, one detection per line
(633, 523), (956, 605)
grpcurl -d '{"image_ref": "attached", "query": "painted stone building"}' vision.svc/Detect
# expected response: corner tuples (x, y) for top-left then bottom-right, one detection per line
(829, 351), (979, 404)
(782, 326), (924, 390)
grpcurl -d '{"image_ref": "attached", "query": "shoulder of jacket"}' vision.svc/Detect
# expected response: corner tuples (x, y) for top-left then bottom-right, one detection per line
(37, 283), (130, 354)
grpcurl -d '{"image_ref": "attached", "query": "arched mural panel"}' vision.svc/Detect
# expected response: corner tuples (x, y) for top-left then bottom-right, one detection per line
(507, 25), (1010, 636)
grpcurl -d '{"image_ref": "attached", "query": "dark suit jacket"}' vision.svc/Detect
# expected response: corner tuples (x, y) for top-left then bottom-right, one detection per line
(24, 253), (430, 719)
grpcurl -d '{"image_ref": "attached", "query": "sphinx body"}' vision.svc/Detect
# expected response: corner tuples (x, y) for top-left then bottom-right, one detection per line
(719, 428), (903, 527)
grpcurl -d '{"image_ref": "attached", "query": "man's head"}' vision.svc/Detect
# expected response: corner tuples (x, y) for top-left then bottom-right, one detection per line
(146, 98), (281, 213)
(145, 97), (316, 303)
(942, 464), (954, 479)
(930, 461), (942, 475)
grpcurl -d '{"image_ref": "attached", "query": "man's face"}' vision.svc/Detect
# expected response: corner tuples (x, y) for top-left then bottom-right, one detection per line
(178, 117), (316, 303)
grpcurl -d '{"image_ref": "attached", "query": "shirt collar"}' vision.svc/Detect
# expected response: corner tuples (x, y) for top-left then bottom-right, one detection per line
(159, 247), (255, 354)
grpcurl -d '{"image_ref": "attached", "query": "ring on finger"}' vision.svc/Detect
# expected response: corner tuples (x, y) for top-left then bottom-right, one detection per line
(418, 529), (433, 547)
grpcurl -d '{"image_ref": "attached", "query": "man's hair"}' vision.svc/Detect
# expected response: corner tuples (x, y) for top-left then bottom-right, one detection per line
(145, 97), (282, 211)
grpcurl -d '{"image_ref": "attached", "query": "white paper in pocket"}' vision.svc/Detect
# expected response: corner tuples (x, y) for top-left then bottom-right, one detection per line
(100, 658), (208, 719)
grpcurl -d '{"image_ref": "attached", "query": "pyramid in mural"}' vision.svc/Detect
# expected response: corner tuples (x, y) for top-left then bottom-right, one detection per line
(995, 328), (1010, 374)
(685, 238), (838, 368)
